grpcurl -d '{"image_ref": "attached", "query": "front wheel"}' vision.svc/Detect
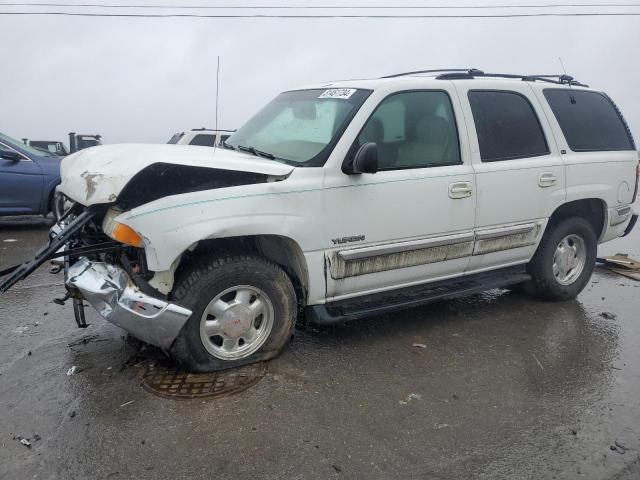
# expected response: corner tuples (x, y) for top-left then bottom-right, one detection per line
(170, 254), (296, 372)
(526, 216), (597, 301)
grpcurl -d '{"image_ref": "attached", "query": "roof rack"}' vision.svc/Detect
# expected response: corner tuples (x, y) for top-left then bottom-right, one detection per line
(191, 127), (237, 132)
(381, 68), (588, 87)
(381, 68), (471, 79)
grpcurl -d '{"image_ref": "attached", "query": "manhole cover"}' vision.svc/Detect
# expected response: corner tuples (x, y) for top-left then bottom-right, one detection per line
(141, 362), (267, 399)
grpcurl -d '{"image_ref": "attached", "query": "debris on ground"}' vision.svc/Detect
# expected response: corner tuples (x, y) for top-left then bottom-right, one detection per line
(399, 393), (422, 405)
(597, 254), (640, 281)
(532, 353), (544, 371)
(13, 436), (32, 448)
(69, 411), (76, 418)
(66, 366), (78, 376)
(3, 239), (18, 243)
(610, 444), (626, 454)
(600, 312), (617, 320)
(120, 400), (134, 407)
(412, 343), (427, 349)
(615, 441), (629, 451)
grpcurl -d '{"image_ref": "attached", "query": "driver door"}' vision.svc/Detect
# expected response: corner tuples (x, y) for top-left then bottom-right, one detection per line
(323, 88), (476, 300)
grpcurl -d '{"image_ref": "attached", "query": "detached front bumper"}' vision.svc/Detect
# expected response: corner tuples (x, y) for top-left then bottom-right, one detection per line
(66, 257), (192, 349)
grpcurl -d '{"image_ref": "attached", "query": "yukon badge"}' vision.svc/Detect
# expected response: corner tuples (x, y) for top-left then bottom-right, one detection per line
(331, 235), (365, 245)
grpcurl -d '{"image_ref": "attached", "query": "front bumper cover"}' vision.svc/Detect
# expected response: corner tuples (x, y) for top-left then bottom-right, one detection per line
(66, 257), (192, 349)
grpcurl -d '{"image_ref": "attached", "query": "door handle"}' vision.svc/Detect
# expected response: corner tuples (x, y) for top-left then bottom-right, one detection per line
(538, 172), (557, 188)
(448, 181), (473, 199)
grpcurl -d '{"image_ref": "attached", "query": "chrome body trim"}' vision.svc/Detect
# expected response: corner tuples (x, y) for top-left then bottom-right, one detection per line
(330, 222), (544, 279)
(473, 222), (542, 255)
(338, 232), (475, 261)
(331, 232), (474, 280)
(611, 205), (633, 226)
(474, 223), (537, 241)
(66, 258), (192, 349)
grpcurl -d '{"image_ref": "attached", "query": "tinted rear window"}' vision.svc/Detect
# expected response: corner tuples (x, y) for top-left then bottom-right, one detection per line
(543, 89), (634, 152)
(189, 134), (216, 147)
(468, 90), (549, 162)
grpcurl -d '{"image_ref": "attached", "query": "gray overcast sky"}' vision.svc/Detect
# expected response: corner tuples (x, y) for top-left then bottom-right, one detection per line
(1, 1), (639, 145)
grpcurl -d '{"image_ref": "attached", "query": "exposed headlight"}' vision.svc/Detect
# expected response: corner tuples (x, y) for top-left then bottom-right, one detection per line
(103, 208), (143, 248)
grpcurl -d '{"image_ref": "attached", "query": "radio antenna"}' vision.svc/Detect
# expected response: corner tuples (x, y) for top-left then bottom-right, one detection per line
(558, 56), (567, 76)
(214, 55), (220, 151)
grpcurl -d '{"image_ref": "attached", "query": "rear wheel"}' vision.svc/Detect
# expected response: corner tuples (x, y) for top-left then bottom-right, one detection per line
(170, 253), (296, 372)
(526, 216), (597, 301)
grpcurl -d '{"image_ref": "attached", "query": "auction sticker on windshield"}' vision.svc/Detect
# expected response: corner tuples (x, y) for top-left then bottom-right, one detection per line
(319, 88), (356, 99)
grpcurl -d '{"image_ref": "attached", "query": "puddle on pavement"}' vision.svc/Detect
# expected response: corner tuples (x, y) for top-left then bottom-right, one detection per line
(140, 361), (267, 400)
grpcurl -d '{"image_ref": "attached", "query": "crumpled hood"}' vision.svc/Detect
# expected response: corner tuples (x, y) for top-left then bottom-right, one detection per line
(59, 144), (295, 205)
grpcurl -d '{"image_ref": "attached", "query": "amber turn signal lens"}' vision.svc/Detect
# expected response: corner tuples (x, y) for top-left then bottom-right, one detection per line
(111, 222), (143, 248)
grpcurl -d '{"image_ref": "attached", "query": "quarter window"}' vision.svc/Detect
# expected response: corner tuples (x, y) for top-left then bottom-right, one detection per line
(355, 91), (461, 170)
(468, 90), (549, 162)
(543, 89), (634, 152)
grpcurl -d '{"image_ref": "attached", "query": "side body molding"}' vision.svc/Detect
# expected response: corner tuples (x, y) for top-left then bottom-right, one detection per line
(330, 222), (544, 280)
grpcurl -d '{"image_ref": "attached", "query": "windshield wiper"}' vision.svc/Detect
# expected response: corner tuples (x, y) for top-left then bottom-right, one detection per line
(237, 145), (275, 160)
(221, 141), (236, 150)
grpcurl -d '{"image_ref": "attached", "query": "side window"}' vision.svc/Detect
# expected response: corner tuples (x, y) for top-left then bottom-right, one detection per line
(543, 89), (635, 152)
(468, 90), (549, 162)
(356, 91), (461, 170)
(190, 134), (216, 147)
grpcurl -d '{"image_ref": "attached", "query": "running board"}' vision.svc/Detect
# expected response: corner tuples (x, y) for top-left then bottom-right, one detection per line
(306, 266), (530, 325)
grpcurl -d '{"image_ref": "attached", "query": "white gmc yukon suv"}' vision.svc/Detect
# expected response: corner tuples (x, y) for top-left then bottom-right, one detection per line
(2, 69), (638, 372)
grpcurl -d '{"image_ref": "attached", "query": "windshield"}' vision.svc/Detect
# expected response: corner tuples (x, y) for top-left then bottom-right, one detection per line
(0, 132), (54, 157)
(225, 88), (371, 166)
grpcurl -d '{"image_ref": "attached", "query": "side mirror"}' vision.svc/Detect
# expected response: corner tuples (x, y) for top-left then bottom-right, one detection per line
(342, 142), (378, 175)
(0, 149), (22, 162)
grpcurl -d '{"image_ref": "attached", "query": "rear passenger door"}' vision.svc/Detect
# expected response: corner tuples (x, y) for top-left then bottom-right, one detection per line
(454, 82), (565, 272)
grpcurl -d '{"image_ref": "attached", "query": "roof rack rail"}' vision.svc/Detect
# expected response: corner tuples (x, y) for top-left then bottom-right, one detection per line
(381, 68), (473, 79)
(435, 69), (588, 87)
(382, 68), (587, 87)
(191, 127), (237, 132)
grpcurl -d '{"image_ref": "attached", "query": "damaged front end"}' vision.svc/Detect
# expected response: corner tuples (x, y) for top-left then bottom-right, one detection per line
(66, 258), (191, 349)
(0, 204), (192, 349)
(1, 144), (296, 349)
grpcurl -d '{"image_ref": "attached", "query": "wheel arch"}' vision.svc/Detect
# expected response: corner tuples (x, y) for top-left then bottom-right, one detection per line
(174, 234), (310, 306)
(548, 198), (607, 241)
(43, 180), (60, 214)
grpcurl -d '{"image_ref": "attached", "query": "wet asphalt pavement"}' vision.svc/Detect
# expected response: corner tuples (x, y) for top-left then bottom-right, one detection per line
(1, 216), (639, 480)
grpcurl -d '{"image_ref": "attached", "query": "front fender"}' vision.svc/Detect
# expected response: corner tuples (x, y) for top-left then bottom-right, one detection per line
(115, 178), (324, 271)
(133, 213), (312, 271)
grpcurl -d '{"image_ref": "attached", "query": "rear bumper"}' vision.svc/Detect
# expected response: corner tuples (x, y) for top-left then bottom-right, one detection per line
(66, 257), (192, 349)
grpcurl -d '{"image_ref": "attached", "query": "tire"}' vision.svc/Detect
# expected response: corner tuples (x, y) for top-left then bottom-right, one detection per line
(170, 253), (296, 372)
(526, 216), (597, 301)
